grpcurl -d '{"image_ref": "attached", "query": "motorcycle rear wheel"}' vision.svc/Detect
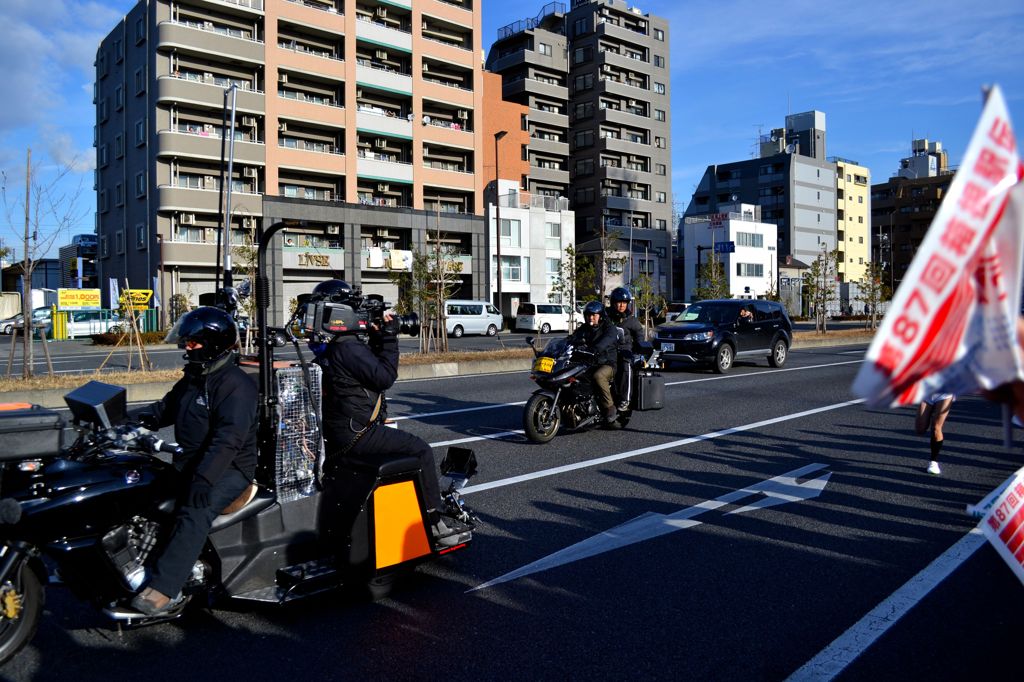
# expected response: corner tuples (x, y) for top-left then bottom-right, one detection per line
(524, 394), (560, 443)
(0, 560), (43, 665)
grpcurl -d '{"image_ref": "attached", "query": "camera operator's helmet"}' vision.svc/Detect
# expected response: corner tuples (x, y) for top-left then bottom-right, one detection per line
(311, 278), (353, 303)
(166, 306), (239, 363)
(583, 300), (604, 321)
(610, 287), (633, 304)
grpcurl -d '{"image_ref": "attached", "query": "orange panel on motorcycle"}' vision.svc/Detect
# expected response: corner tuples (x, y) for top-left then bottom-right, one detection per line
(64, 380), (128, 429)
(0, 403), (64, 459)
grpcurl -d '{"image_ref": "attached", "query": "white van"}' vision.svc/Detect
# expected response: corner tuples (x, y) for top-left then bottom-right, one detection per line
(515, 302), (576, 334)
(443, 300), (503, 337)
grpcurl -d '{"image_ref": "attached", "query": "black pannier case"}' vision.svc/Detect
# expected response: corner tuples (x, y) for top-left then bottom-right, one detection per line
(635, 370), (664, 411)
(0, 403), (64, 460)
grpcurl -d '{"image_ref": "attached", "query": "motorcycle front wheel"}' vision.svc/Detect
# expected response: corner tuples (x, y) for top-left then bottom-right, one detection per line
(524, 393), (561, 443)
(0, 559), (44, 665)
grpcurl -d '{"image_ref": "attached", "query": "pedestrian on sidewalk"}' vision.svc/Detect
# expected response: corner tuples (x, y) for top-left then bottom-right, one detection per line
(915, 392), (954, 475)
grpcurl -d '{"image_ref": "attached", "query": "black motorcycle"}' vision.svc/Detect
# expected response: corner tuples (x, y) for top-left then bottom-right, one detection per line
(0, 218), (479, 666)
(522, 337), (664, 443)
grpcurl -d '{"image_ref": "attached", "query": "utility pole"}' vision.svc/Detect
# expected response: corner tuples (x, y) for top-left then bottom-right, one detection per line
(22, 148), (32, 377)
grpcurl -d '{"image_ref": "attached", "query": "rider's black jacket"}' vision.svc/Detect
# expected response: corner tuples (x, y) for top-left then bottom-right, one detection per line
(316, 330), (398, 446)
(568, 316), (619, 367)
(136, 353), (258, 484)
(606, 307), (645, 353)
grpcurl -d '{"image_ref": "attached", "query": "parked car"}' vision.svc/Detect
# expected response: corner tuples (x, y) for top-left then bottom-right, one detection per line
(515, 302), (577, 334)
(653, 299), (792, 373)
(0, 313), (23, 335)
(13, 307), (52, 331)
(656, 301), (691, 324)
(65, 310), (121, 337)
(441, 300), (503, 337)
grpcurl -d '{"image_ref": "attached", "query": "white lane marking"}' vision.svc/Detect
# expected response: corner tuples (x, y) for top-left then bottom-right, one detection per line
(392, 401), (527, 422)
(837, 350), (865, 356)
(786, 528), (986, 682)
(664, 359), (863, 386)
(459, 398), (865, 494)
(397, 370), (532, 384)
(430, 430), (525, 448)
(471, 463), (832, 592)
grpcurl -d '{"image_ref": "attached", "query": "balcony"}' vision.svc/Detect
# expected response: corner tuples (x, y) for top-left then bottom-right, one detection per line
(209, 0), (264, 13)
(157, 74), (264, 112)
(527, 107), (568, 129)
(355, 62), (412, 95)
(600, 165), (651, 185)
(355, 15), (413, 51)
(357, 151), (414, 183)
(529, 165), (569, 185)
(595, 17), (648, 41)
(157, 129), (266, 165)
(157, 185), (263, 213)
(158, 21), (264, 64)
(529, 136), (568, 157)
(356, 107), (414, 137)
(598, 135), (649, 155)
(502, 76), (567, 101)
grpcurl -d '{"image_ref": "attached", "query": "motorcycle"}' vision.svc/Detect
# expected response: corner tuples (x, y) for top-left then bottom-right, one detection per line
(0, 219), (479, 666)
(522, 336), (664, 443)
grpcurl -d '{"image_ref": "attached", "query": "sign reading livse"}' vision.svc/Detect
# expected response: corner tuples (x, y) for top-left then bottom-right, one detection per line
(58, 288), (101, 311)
(120, 289), (153, 310)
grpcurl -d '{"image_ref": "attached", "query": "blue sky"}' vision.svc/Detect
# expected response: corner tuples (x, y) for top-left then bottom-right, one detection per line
(2, 0), (1023, 258)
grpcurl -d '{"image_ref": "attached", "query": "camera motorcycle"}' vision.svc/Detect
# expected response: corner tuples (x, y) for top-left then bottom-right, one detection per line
(0, 220), (475, 666)
(522, 336), (664, 443)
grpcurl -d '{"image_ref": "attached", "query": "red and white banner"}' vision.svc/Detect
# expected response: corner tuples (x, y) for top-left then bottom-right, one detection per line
(853, 86), (1024, 407)
(982, 466), (1024, 585)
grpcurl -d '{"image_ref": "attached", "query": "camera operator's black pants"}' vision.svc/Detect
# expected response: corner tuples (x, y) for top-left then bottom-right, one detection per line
(327, 423), (443, 511)
(148, 467), (250, 597)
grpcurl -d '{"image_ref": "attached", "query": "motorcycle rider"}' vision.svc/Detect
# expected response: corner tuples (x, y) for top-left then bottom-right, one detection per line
(305, 279), (461, 546)
(605, 287), (645, 411)
(567, 300), (622, 428)
(130, 306), (258, 616)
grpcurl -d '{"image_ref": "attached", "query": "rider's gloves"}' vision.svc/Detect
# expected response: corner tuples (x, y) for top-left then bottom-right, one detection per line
(187, 477), (213, 509)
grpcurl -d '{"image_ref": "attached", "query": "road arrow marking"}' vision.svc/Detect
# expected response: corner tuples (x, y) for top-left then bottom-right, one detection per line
(469, 463), (831, 592)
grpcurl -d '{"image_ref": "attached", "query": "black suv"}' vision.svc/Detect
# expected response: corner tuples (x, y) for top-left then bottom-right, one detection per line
(653, 299), (792, 373)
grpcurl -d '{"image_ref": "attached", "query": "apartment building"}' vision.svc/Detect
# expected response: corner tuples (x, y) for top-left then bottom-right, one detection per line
(684, 111), (838, 307)
(58, 235), (100, 290)
(486, 0), (673, 298)
(871, 139), (954, 292)
(831, 158), (871, 288)
(95, 0), (486, 323)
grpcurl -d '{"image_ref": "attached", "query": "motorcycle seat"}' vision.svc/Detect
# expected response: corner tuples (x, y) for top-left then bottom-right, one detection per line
(337, 455), (422, 478)
(211, 486), (275, 533)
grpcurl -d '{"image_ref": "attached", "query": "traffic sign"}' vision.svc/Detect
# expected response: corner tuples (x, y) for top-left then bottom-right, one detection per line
(714, 241), (735, 254)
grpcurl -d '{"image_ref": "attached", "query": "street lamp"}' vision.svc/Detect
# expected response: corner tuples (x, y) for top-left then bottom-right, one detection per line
(493, 130), (508, 314)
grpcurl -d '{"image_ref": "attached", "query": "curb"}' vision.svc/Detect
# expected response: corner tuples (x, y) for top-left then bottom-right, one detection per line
(2, 335), (874, 409)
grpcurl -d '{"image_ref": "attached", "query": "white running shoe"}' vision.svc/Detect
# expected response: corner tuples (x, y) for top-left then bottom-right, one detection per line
(926, 460), (941, 476)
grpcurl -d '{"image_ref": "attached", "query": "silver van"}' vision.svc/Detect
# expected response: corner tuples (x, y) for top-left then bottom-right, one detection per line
(444, 300), (503, 337)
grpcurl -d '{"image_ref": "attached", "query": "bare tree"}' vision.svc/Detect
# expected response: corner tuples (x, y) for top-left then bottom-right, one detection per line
(855, 260), (890, 331)
(231, 222), (258, 354)
(694, 249), (730, 301)
(2, 149), (88, 377)
(630, 271), (666, 338)
(550, 244), (595, 330)
(802, 247), (840, 334)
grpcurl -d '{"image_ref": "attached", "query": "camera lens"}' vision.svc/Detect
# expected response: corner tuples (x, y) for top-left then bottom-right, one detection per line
(398, 313), (419, 337)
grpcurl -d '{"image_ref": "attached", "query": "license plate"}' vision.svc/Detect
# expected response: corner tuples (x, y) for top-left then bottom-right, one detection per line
(534, 357), (555, 373)
(660, 342), (675, 352)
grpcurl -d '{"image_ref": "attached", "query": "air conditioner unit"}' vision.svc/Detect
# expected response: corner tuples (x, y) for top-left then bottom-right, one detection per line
(422, 62), (429, 72)
(628, 99), (637, 106)
(457, 109), (468, 119)
(242, 217), (254, 229)
(241, 115), (256, 127)
(376, 6), (387, 17)
(203, 72), (214, 82)
(374, 139), (387, 148)
(356, 88), (363, 98)
(278, 72), (288, 83)
(375, 50), (388, 60)
(243, 167), (257, 178)
(180, 213), (195, 225)
(204, 175), (216, 187)
(278, 122), (288, 132)
(377, 183), (390, 192)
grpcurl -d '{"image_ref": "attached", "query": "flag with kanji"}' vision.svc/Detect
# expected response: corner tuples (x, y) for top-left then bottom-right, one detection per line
(853, 85), (1024, 407)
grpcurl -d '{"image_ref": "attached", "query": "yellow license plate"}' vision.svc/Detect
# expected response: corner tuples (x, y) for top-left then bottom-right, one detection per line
(534, 357), (555, 373)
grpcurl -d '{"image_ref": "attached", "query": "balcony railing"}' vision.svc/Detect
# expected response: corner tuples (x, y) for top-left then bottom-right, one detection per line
(284, 0), (342, 14)
(166, 19), (262, 43)
(277, 40), (343, 62)
(170, 70), (261, 93)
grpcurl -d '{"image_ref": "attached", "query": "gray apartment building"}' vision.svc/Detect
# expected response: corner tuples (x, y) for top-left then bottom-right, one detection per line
(683, 111), (838, 300)
(94, 0), (488, 324)
(486, 0), (673, 297)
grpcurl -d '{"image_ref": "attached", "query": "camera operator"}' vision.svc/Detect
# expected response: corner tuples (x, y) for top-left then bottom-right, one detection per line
(305, 279), (460, 546)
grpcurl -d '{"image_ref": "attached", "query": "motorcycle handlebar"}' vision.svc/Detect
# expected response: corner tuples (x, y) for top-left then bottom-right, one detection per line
(139, 434), (183, 457)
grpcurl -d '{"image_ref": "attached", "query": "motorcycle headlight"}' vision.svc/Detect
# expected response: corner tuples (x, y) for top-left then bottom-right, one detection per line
(682, 331), (714, 341)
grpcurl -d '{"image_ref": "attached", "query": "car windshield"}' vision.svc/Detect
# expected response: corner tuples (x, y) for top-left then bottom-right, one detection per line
(679, 304), (735, 324)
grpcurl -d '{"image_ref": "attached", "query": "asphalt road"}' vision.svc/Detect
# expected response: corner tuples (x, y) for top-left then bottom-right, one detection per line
(3, 343), (1020, 680)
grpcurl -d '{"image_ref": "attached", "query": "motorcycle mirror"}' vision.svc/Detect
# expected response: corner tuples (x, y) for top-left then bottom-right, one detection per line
(525, 336), (535, 347)
(440, 446), (478, 480)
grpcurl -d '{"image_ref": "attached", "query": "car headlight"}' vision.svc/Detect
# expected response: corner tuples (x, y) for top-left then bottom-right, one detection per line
(682, 331), (714, 341)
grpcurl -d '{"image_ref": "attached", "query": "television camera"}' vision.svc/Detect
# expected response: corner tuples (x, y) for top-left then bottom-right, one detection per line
(299, 287), (420, 340)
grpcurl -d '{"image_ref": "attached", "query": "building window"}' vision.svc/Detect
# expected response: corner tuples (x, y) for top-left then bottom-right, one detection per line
(115, 85), (124, 111)
(655, 163), (666, 176)
(736, 263), (763, 277)
(100, 235), (109, 258)
(98, 190), (108, 213)
(99, 98), (109, 122)
(521, 144), (528, 161)
(656, 192), (666, 203)
(736, 232), (764, 248)
(136, 223), (147, 248)
(135, 171), (146, 197)
(493, 255), (525, 282)
(653, 55), (665, 67)
(654, 82), (666, 94)
(575, 187), (595, 205)
(573, 47), (591, 64)
(98, 144), (108, 167)
(97, 51), (108, 79)
(114, 134), (124, 159)
(135, 68), (145, 95)
(654, 137), (665, 149)
(546, 257), (560, 286)
(858, 236), (864, 243)
(574, 130), (594, 149)
(858, 195), (864, 203)
(573, 73), (594, 92)
(499, 218), (521, 247)
(574, 158), (594, 177)
(135, 119), (145, 146)
(114, 183), (124, 207)
(574, 102), (593, 120)
(521, 174), (528, 189)
(654, 109), (666, 121)
(656, 219), (667, 230)
(521, 113), (528, 131)
(115, 230), (124, 254)
(135, 16), (145, 44)
(638, 259), (654, 274)
(114, 39), (123, 63)
(538, 42), (551, 56)
(654, 28), (665, 41)
(858, 216), (864, 223)
(573, 17), (588, 36)
(546, 222), (561, 250)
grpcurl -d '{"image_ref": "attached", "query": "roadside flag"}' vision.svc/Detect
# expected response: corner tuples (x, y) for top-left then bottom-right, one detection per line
(852, 85), (1024, 407)
(108, 278), (120, 311)
(151, 276), (161, 309)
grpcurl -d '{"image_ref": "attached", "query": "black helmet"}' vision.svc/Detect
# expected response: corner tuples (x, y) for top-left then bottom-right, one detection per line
(610, 287), (633, 304)
(583, 300), (604, 318)
(311, 279), (353, 303)
(166, 306), (239, 363)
